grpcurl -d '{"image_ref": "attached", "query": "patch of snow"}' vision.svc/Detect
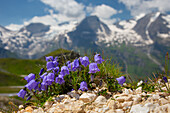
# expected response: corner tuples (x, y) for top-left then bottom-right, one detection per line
(162, 15), (170, 28)
(135, 13), (146, 20)
(157, 32), (170, 39)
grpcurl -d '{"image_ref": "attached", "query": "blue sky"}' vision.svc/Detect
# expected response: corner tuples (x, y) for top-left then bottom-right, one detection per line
(0, 0), (170, 30)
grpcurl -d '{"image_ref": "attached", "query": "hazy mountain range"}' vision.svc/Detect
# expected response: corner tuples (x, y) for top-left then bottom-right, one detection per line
(0, 12), (169, 78)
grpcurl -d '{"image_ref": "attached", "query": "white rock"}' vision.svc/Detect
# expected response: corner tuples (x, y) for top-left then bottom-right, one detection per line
(95, 95), (107, 103)
(115, 96), (125, 102)
(135, 87), (142, 94)
(133, 94), (142, 104)
(32, 107), (44, 113)
(130, 104), (149, 113)
(18, 105), (24, 109)
(79, 93), (96, 103)
(115, 109), (124, 113)
(144, 103), (159, 112)
(137, 80), (143, 86)
(152, 94), (160, 100)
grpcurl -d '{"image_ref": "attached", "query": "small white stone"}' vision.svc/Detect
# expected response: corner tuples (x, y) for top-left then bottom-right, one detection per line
(32, 107), (44, 113)
(95, 96), (107, 103)
(130, 104), (149, 113)
(133, 94), (142, 104)
(79, 93), (96, 103)
(137, 80), (143, 86)
(19, 105), (24, 109)
(135, 87), (142, 94)
(152, 94), (160, 100)
(115, 109), (124, 113)
(115, 96), (125, 102)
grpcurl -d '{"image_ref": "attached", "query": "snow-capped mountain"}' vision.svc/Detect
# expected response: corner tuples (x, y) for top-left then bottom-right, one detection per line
(0, 12), (169, 59)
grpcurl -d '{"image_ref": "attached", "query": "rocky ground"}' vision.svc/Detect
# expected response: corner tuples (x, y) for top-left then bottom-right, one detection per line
(16, 86), (170, 113)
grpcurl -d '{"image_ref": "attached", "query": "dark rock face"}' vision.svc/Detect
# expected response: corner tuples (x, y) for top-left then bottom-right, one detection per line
(19, 23), (50, 37)
(133, 13), (153, 40)
(68, 16), (110, 47)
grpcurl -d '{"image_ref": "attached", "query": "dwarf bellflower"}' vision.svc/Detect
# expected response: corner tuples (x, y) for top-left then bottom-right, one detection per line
(94, 54), (104, 64)
(39, 68), (44, 75)
(25, 79), (38, 91)
(72, 59), (80, 71)
(46, 73), (55, 85)
(17, 89), (27, 99)
(116, 76), (126, 86)
(53, 67), (59, 74)
(79, 81), (88, 91)
(24, 73), (35, 83)
(163, 76), (168, 83)
(40, 72), (47, 79)
(46, 61), (55, 71)
(46, 56), (54, 62)
(60, 66), (70, 76)
(89, 63), (100, 73)
(81, 56), (90, 67)
(55, 75), (65, 85)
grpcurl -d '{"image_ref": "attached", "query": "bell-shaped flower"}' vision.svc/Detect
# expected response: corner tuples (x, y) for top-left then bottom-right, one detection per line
(26, 96), (32, 101)
(68, 62), (73, 71)
(79, 81), (88, 91)
(24, 73), (35, 83)
(46, 73), (55, 85)
(53, 60), (59, 67)
(25, 79), (38, 91)
(46, 56), (54, 62)
(17, 89), (27, 99)
(116, 76), (126, 86)
(60, 66), (70, 76)
(94, 54), (104, 64)
(40, 72), (47, 79)
(66, 61), (71, 65)
(41, 76), (48, 91)
(54, 56), (58, 61)
(46, 61), (55, 71)
(39, 68), (44, 75)
(41, 82), (48, 91)
(88, 63), (100, 73)
(72, 59), (80, 71)
(53, 67), (59, 74)
(163, 76), (168, 83)
(81, 56), (90, 67)
(55, 74), (65, 85)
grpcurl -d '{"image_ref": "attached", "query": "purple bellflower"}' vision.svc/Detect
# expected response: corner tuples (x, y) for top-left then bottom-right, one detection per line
(116, 76), (126, 86)
(40, 72), (47, 79)
(66, 61), (71, 65)
(163, 76), (168, 83)
(88, 63), (100, 73)
(81, 56), (90, 67)
(79, 81), (88, 91)
(60, 66), (70, 76)
(55, 74), (65, 85)
(46, 61), (55, 71)
(53, 67), (59, 74)
(54, 56), (58, 61)
(17, 89), (27, 99)
(53, 60), (59, 67)
(94, 54), (104, 64)
(46, 73), (55, 85)
(41, 76), (48, 91)
(24, 73), (35, 83)
(46, 56), (54, 62)
(25, 79), (38, 91)
(39, 68), (44, 75)
(26, 96), (32, 101)
(68, 62), (73, 71)
(72, 59), (80, 71)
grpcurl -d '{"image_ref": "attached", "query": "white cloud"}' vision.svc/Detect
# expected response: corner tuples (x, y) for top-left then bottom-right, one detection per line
(91, 4), (118, 24)
(6, 24), (23, 31)
(119, 0), (170, 16)
(40, 0), (85, 18)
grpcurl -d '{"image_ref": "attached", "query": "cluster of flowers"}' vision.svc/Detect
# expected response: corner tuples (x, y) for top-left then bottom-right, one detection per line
(17, 54), (113, 100)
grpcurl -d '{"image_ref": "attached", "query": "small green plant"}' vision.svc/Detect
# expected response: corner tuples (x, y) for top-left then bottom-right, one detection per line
(16, 53), (125, 106)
